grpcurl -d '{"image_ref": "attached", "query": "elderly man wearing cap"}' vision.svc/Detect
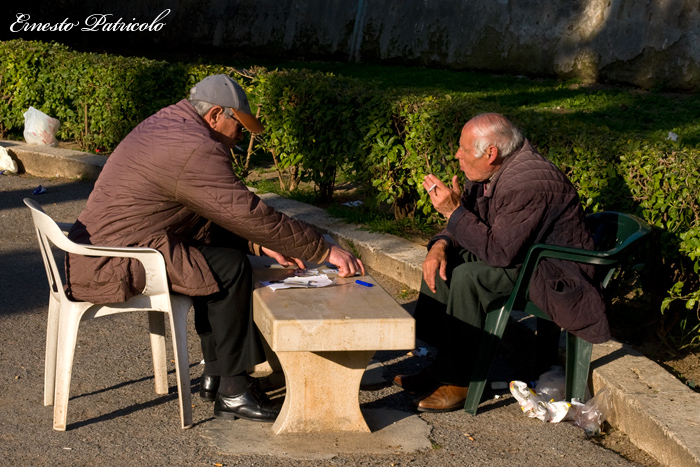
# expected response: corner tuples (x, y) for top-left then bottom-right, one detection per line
(65, 74), (364, 423)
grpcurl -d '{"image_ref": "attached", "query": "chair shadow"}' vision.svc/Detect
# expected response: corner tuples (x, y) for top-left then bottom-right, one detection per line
(65, 362), (208, 430)
(466, 391), (517, 415)
(69, 362), (202, 401)
(589, 346), (632, 371)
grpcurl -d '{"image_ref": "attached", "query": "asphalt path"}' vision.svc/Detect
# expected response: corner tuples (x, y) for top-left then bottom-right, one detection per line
(0, 174), (660, 466)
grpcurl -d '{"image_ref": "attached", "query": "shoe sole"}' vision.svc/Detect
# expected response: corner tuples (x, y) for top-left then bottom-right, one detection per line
(416, 401), (466, 413)
(213, 409), (277, 423)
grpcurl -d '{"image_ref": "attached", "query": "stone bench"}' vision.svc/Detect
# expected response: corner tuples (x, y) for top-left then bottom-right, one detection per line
(251, 258), (415, 434)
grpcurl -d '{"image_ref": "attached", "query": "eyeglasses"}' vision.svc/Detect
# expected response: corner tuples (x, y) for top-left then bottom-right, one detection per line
(223, 108), (243, 128)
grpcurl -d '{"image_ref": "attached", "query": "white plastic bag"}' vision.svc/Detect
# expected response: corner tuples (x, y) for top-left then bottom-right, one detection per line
(0, 146), (18, 174)
(573, 387), (614, 436)
(535, 366), (566, 402)
(23, 106), (60, 147)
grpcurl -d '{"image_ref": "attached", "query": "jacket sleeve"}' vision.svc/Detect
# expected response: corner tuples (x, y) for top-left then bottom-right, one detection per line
(173, 141), (329, 263)
(445, 186), (547, 268)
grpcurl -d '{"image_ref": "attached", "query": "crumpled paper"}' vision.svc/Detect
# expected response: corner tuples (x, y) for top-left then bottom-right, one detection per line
(509, 381), (572, 423)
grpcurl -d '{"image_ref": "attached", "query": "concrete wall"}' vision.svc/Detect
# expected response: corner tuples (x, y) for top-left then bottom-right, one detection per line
(5, 0), (699, 90)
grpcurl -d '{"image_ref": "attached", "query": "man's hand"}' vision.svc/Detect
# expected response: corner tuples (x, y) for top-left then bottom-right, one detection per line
(423, 239), (449, 293)
(261, 246), (305, 269)
(423, 174), (461, 219)
(327, 245), (365, 277)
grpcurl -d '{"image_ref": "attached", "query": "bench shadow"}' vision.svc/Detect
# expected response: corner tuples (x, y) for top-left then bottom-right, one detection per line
(359, 386), (516, 430)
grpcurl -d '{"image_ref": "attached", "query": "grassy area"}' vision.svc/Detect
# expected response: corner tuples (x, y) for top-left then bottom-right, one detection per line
(64, 43), (700, 144)
(247, 177), (440, 242)
(241, 58), (700, 141)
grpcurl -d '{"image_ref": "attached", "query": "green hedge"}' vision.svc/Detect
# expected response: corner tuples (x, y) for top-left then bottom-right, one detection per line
(2, 39), (700, 345)
(253, 67), (381, 203)
(0, 40), (238, 151)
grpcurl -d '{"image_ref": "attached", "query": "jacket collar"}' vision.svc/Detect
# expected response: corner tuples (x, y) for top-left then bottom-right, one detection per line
(482, 139), (531, 197)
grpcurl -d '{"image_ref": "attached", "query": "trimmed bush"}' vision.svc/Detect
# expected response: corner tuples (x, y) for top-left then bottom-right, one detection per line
(253, 67), (382, 203)
(0, 39), (236, 151)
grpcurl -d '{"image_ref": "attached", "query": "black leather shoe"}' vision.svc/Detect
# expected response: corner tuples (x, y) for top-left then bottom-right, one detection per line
(213, 379), (280, 423)
(199, 375), (220, 402)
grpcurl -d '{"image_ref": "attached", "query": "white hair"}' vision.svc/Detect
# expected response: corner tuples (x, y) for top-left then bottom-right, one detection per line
(469, 113), (524, 159)
(189, 94), (233, 119)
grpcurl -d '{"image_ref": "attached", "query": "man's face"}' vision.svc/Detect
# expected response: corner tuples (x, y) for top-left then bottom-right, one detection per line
(454, 124), (498, 182)
(211, 107), (244, 148)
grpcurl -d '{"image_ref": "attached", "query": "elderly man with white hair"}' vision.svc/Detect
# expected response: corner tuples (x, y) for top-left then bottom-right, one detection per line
(393, 113), (608, 412)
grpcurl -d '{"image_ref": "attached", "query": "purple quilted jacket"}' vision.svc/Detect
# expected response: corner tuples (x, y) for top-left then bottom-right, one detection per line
(65, 100), (327, 303)
(436, 140), (609, 343)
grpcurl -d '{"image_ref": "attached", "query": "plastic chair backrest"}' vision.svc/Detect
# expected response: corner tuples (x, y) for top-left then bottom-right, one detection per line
(587, 211), (651, 255)
(24, 198), (171, 303)
(493, 211), (651, 327)
(25, 199), (68, 304)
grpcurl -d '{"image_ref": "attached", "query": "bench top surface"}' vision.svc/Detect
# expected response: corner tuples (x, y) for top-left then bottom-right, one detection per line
(251, 257), (415, 352)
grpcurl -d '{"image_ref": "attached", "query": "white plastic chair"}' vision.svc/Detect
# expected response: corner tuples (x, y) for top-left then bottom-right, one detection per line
(24, 198), (193, 431)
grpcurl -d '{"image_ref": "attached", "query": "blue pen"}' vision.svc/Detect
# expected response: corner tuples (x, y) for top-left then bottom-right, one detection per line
(355, 280), (374, 287)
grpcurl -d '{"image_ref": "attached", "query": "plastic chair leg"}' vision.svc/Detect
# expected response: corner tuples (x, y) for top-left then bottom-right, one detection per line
(169, 296), (193, 429)
(565, 333), (593, 401)
(148, 311), (168, 395)
(44, 295), (60, 406)
(53, 309), (82, 431)
(464, 307), (511, 415)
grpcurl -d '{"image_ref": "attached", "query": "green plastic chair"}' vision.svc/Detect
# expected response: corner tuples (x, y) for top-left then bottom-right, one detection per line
(464, 211), (651, 415)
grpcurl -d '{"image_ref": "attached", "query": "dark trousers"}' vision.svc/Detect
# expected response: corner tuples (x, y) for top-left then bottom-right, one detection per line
(192, 246), (266, 377)
(414, 249), (520, 386)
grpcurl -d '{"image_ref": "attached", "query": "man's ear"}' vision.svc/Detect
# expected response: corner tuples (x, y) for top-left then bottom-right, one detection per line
(204, 106), (224, 128)
(487, 145), (500, 164)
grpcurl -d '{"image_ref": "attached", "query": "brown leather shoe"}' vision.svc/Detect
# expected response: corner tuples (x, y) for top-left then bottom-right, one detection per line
(415, 384), (469, 413)
(393, 366), (437, 393)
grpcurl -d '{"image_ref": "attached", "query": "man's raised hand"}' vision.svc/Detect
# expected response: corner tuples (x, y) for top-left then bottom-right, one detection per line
(423, 174), (461, 219)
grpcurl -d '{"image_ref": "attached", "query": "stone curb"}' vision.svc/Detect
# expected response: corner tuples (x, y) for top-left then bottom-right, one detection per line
(1, 140), (106, 179)
(591, 341), (700, 467)
(6, 139), (700, 467)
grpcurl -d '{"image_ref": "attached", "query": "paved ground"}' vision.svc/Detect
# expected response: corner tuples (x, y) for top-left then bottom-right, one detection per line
(0, 174), (662, 466)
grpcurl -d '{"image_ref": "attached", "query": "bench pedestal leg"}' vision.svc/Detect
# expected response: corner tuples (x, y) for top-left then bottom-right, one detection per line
(273, 350), (375, 434)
